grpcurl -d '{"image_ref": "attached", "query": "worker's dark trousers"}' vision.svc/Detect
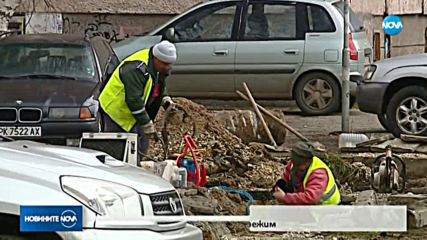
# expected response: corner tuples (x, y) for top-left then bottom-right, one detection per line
(101, 111), (149, 166)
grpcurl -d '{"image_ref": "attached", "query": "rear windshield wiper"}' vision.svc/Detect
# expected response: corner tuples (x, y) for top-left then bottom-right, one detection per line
(2, 74), (78, 80)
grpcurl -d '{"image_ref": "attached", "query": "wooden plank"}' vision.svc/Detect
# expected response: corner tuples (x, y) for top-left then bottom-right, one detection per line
(388, 194), (427, 205)
(339, 146), (371, 153)
(401, 134), (427, 143)
(356, 135), (394, 147)
(371, 139), (420, 153)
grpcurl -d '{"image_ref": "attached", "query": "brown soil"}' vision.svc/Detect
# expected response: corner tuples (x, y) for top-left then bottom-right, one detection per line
(145, 98), (426, 239)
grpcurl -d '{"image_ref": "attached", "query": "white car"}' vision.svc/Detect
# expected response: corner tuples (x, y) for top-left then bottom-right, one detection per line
(0, 137), (202, 240)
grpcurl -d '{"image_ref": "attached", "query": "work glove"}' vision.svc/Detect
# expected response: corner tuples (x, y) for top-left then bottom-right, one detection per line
(273, 187), (286, 202)
(141, 121), (160, 141)
(162, 96), (176, 111)
(273, 179), (294, 193)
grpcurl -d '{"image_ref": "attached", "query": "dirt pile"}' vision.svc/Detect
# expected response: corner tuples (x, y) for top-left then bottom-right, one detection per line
(179, 186), (279, 239)
(147, 98), (373, 191)
(178, 187), (249, 239)
(147, 97), (286, 190)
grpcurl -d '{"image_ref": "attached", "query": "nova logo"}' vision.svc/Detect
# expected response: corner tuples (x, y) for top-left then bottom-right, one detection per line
(20, 206), (82, 232)
(60, 210), (78, 228)
(383, 22), (403, 29)
(383, 15), (403, 36)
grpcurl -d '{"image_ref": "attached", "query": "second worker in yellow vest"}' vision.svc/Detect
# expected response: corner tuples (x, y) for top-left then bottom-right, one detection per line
(99, 40), (177, 164)
(273, 141), (340, 205)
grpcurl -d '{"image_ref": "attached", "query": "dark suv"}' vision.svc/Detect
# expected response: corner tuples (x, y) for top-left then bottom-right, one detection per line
(0, 34), (119, 143)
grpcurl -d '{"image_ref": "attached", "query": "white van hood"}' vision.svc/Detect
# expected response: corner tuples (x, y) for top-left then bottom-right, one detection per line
(0, 140), (174, 195)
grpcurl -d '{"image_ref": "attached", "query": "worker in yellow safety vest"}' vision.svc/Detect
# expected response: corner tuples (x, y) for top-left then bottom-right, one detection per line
(273, 141), (340, 205)
(99, 41), (177, 164)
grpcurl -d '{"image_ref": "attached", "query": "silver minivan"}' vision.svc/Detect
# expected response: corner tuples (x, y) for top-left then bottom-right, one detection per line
(113, 0), (372, 115)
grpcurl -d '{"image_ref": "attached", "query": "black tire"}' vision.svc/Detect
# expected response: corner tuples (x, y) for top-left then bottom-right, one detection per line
(386, 86), (427, 137)
(377, 113), (389, 130)
(295, 72), (341, 115)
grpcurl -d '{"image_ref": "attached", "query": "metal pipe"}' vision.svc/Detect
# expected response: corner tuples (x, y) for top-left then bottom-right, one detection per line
(341, 0), (351, 132)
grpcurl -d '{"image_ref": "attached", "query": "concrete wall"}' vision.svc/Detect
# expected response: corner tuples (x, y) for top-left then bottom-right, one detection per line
(0, 0), (22, 33)
(350, 0), (385, 16)
(350, 0), (427, 59)
(387, 0), (423, 15)
(355, 14), (427, 59)
(388, 15), (427, 56)
(62, 14), (172, 42)
(17, 0), (204, 15)
(26, 13), (62, 34)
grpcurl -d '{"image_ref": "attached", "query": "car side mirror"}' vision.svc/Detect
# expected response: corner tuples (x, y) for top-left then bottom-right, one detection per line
(165, 27), (176, 41)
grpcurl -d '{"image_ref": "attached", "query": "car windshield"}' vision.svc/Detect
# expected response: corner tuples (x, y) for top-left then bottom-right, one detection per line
(0, 44), (97, 81)
(333, 2), (364, 32)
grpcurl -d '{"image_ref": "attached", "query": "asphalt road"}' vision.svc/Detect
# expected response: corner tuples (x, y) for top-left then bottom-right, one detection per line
(283, 109), (386, 153)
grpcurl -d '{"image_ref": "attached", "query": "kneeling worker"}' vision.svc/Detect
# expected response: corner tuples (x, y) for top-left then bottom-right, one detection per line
(273, 141), (340, 205)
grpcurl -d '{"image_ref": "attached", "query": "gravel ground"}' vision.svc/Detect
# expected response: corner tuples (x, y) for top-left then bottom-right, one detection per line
(282, 109), (386, 153)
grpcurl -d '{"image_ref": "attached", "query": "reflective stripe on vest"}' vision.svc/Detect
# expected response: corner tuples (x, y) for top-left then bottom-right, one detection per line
(291, 157), (340, 205)
(99, 49), (153, 132)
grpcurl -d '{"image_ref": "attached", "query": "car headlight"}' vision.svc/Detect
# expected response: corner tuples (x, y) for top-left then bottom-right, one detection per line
(49, 108), (93, 119)
(364, 65), (377, 81)
(61, 176), (142, 217)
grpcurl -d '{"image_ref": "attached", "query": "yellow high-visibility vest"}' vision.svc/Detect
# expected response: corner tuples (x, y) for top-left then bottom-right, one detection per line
(99, 49), (153, 132)
(291, 157), (340, 205)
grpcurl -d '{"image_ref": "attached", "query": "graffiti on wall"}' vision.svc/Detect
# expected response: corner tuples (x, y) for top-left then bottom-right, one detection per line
(26, 13), (63, 34)
(63, 14), (120, 43)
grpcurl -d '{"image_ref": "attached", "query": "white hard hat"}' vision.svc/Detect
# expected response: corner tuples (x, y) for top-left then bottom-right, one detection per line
(153, 40), (177, 64)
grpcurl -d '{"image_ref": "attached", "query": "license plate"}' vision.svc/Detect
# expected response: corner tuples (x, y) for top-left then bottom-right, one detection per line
(0, 126), (41, 137)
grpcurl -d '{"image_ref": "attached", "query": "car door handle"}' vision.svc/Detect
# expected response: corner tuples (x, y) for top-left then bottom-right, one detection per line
(283, 49), (299, 55)
(213, 50), (229, 56)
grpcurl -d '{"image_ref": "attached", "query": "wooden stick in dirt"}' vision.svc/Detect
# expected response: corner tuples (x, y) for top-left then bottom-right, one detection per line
(242, 82), (277, 147)
(236, 90), (309, 142)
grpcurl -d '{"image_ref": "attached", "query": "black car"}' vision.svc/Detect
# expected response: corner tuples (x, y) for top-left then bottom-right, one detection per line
(0, 34), (120, 143)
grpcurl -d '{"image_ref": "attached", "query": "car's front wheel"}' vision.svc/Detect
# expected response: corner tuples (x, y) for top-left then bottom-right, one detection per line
(386, 86), (427, 137)
(295, 72), (340, 115)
